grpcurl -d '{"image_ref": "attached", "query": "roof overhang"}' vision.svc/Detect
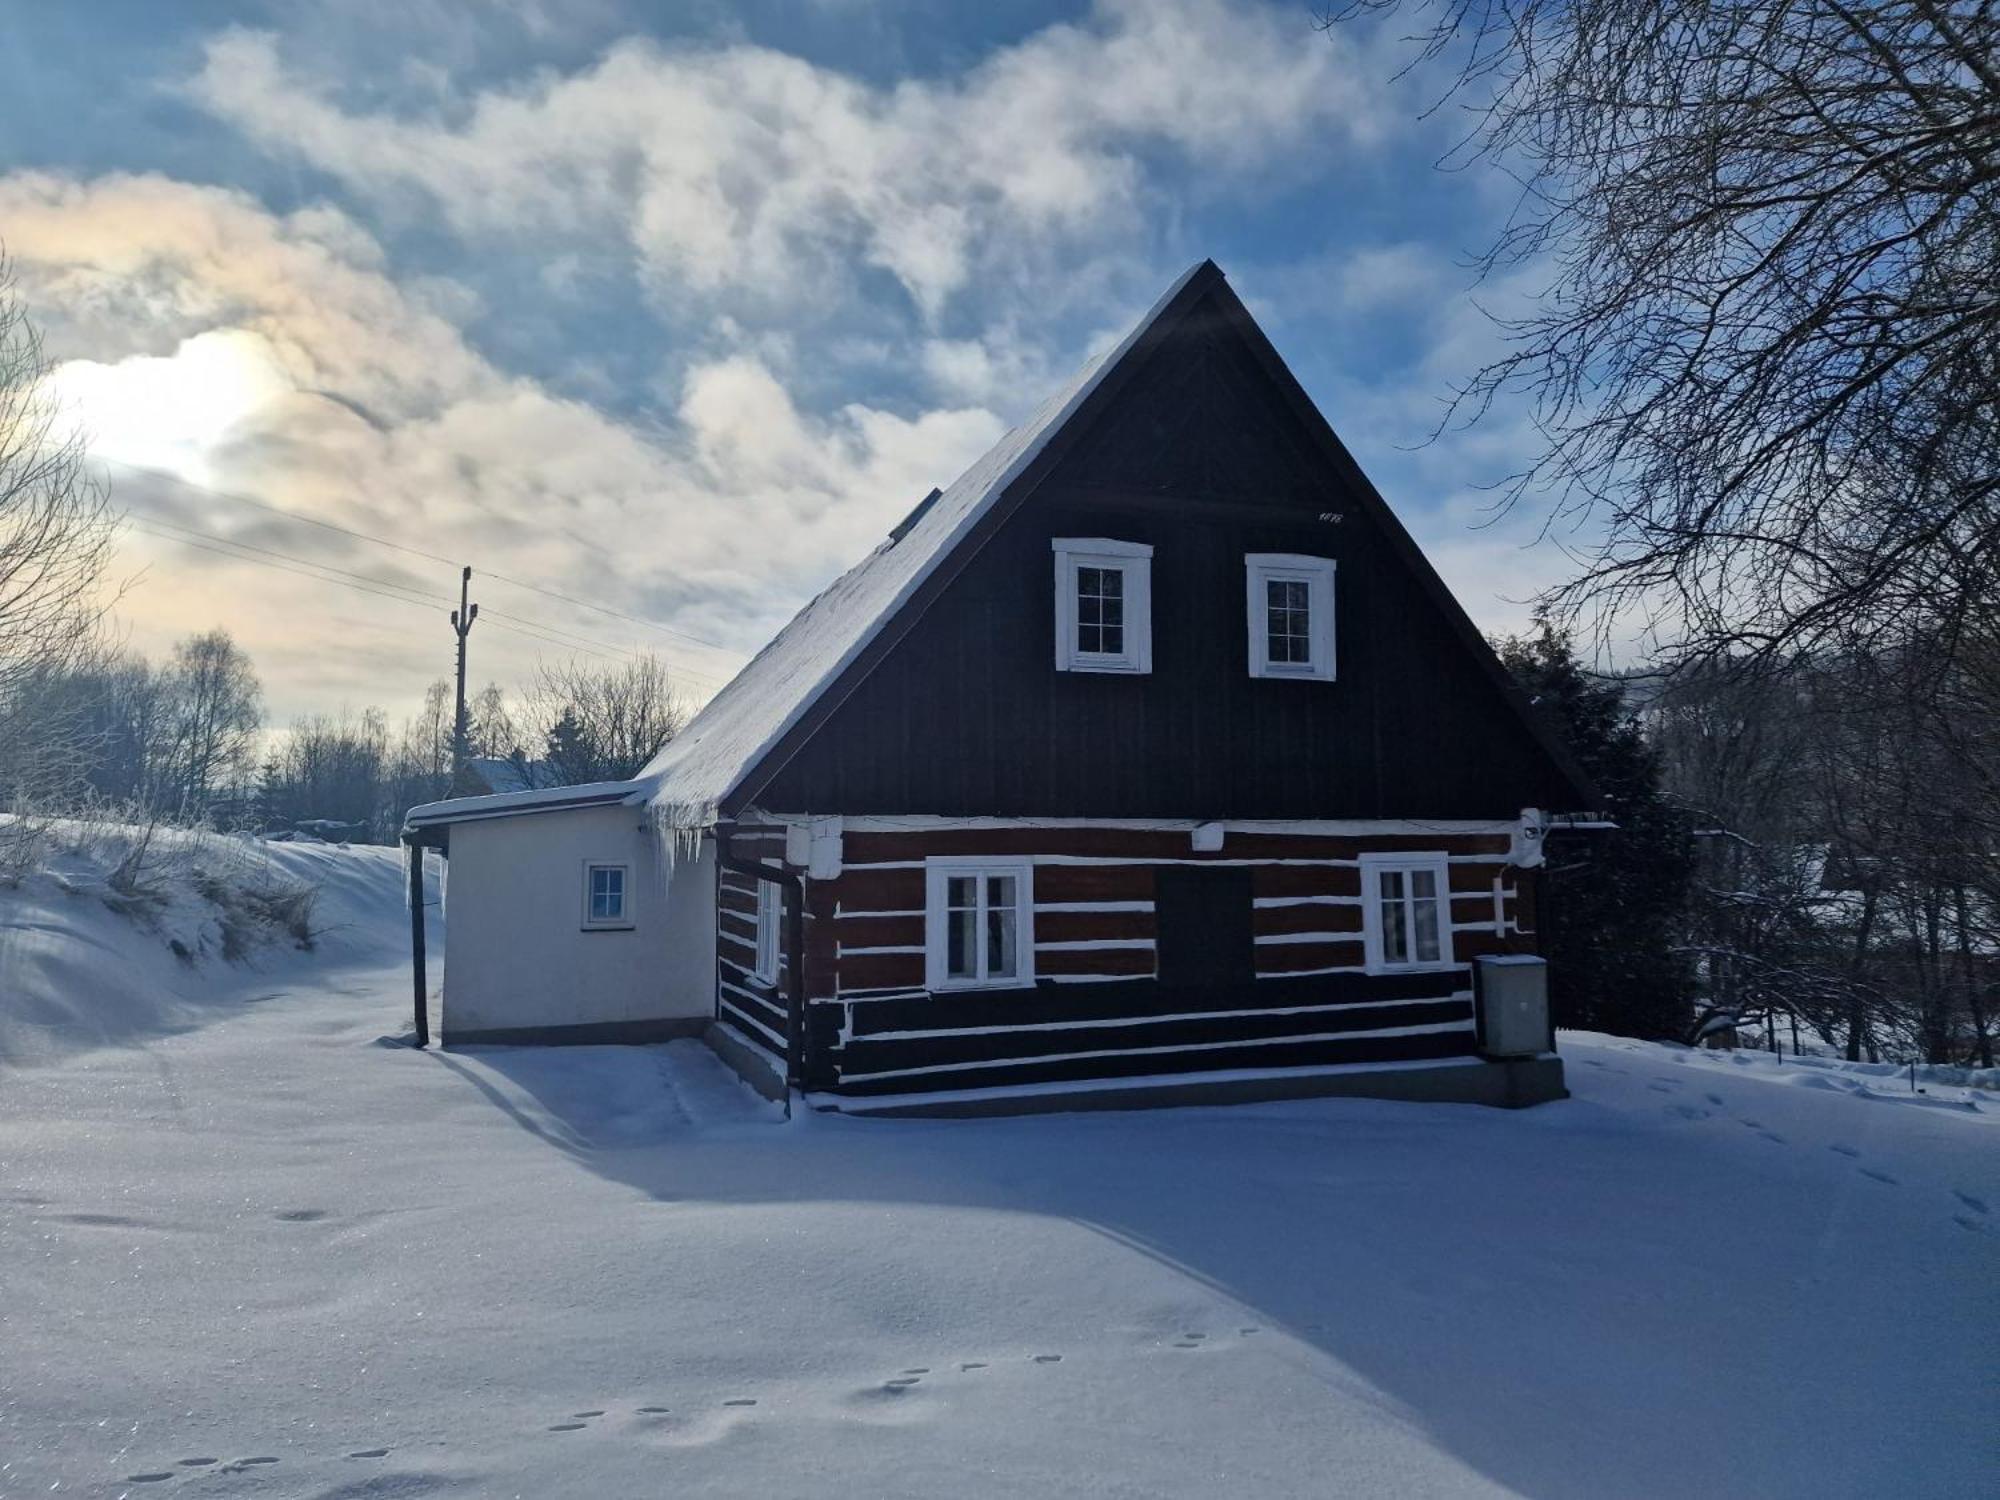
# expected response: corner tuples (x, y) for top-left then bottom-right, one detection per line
(401, 777), (652, 841)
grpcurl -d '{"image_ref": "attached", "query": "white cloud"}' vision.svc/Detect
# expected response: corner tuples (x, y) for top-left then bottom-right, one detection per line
(1, 172), (1005, 720)
(189, 1), (1383, 323)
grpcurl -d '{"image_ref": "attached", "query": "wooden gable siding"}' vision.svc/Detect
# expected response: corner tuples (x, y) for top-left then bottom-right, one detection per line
(796, 825), (1532, 1098)
(750, 281), (1581, 821)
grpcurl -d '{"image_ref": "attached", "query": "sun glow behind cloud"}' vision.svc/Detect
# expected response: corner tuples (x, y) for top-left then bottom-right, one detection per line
(47, 330), (293, 485)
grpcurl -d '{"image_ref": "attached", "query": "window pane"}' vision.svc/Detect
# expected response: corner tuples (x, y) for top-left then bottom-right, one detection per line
(986, 906), (1017, 978)
(985, 873), (1016, 911)
(947, 875), (976, 909)
(1380, 869), (1408, 964)
(1267, 578), (1311, 665)
(946, 905), (975, 977)
(1413, 887), (1441, 962)
(1076, 566), (1125, 656)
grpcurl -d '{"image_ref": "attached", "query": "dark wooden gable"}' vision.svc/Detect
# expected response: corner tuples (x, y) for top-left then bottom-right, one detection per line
(738, 269), (1593, 820)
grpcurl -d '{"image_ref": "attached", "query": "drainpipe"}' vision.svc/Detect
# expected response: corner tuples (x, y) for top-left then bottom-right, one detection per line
(717, 827), (808, 1111)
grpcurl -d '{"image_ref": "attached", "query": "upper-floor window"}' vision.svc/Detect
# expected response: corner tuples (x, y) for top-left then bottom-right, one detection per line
(925, 856), (1035, 990)
(1360, 852), (1455, 973)
(1053, 538), (1152, 674)
(582, 862), (630, 929)
(1245, 554), (1336, 681)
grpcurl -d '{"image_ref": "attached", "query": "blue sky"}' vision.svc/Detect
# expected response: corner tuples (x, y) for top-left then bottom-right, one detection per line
(0, 0), (1578, 723)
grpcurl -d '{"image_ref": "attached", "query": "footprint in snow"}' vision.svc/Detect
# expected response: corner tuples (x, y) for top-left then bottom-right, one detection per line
(1239, 1327), (1260, 1336)
(547, 1423), (587, 1432)
(1859, 1168), (1899, 1186)
(1033, 1354), (1062, 1364)
(348, 1448), (390, 1459)
(126, 1474), (174, 1484)
(1758, 1130), (1787, 1144)
(636, 1406), (672, 1415)
(220, 1457), (280, 1473)
(1951, 1190), (1988, 1215)
(178, 1457), (218, 1467)
(960, 1362), (987, 1372)
(1830, 1144), (1862, 1158)
(884, 1377), (921, 1391)
(571, 1410), (605, 1418)
(1953, 1215), (1987, 1234)
(274, 1208), (328, 1222)
(1705, 1093), (1725, 1107)
(723, 1398), (757, 1407)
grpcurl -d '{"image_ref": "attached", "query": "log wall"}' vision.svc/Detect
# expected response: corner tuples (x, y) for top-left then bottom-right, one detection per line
(772, 824), (1537, 1099)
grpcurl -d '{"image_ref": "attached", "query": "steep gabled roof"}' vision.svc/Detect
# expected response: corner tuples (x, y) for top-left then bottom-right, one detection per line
(636, 257), (1596, 826)
(638, 261), (1216, 827)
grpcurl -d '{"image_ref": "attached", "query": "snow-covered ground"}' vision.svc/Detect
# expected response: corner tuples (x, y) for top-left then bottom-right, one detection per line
(2, 846), (1995, 1498)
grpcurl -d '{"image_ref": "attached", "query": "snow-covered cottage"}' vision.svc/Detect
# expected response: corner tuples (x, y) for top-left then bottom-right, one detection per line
(403, 261), (1596, 1115)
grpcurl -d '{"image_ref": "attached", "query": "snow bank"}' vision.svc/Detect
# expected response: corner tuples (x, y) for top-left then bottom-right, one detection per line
(0, 817), (425, 1067)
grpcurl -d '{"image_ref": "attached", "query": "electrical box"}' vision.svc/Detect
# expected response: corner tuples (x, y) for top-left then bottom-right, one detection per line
(1477, 955), (1551, 1058)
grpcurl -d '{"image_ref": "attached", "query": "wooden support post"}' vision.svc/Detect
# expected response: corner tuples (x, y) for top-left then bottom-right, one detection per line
(407, 840), (430, 1048)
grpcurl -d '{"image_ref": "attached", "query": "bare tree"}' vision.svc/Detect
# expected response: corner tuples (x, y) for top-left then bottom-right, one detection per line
(466, 681), (518, 760)
(0, 255), (116, 808)
(528, 654), (685, 785)
(1322, 0), (1999, 670)
(162, 629), (262, 816)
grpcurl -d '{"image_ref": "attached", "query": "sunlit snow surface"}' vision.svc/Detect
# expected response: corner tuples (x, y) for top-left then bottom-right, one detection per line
(1, 844), (1994, 1498)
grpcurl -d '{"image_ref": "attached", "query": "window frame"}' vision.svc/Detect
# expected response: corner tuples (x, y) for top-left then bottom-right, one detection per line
(1359, 851), (1456, 974)
(1245, 553), (1336, 681)
(924, 855), (1036, 992)
(752, 878), (782, 986)
(1052, 538), (1153, 675)
(580, 860), (633, 931)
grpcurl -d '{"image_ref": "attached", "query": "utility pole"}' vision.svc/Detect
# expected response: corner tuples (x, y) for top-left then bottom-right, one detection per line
(450, 565), (478, 777)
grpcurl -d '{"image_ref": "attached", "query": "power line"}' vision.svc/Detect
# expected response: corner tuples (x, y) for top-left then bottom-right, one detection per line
(124, 520), (678, 671)
(127, 511), (732, 690)
(103, 459), (748, 665)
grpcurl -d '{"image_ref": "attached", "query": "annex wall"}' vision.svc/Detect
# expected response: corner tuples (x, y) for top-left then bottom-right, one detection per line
(440, 804), (716, 1042)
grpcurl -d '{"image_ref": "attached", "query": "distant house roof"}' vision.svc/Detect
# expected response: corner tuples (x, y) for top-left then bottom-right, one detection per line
(451, 755), (559, 798)
(635, 261), (1212, 829)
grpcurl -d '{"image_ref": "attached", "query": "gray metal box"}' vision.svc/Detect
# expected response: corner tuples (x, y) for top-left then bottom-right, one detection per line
(1477, 955), (1551, 1058)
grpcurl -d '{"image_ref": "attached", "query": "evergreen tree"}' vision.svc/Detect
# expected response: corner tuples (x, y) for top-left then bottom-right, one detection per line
(542, 708), (595, 786)
(1496, 618), (1695, 1039)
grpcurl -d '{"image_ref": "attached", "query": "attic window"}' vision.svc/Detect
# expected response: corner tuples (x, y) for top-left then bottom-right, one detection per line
(1245, 554), (1335, 681)
(1053, 538), (1153, 674)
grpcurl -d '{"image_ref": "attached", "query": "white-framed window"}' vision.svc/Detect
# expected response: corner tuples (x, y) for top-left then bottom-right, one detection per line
(582, 862), (630, 929)
(1052, 538), (1152, 674)
(753, 879), (781, 986)
(1245, 553), (1336, 680)
(1360, 852), (1455, 973)
(925, 857), (1035, 990)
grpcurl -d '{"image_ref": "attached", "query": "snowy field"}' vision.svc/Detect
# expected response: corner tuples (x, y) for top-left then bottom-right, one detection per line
(2, 843), (1995, 1498)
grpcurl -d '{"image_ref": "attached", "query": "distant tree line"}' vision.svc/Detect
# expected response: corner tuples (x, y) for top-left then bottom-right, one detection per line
(3, 637), (688, 846)
(1504, 624), (1997, 1069)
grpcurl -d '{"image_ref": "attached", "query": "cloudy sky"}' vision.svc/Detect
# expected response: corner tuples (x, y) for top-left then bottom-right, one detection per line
(1, 0), (1580, 727)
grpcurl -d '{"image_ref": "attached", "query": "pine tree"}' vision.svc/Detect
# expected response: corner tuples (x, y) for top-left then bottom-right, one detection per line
(1496, 618), (1695, 1039)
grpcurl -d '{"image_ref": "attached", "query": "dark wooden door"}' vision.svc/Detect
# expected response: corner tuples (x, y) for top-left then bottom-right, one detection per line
(1153, 867), (1254, 987)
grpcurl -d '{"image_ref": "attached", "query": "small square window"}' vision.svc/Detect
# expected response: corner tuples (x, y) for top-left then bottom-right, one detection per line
(1246, 554), (1336, 681)
(1053, 539), (1152, 673)
(926, 857), (1034, 990)
(583, 863), (630, 928)
(1360, 853), (1455, 973)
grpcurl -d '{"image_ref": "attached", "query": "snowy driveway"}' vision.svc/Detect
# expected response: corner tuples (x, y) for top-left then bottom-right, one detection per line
(3, 949), (1995, 1497)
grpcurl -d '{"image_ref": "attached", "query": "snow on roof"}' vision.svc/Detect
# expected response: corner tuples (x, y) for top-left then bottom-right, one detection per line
(404, 778), (646, 831)
(638, 262), (1210, 828)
